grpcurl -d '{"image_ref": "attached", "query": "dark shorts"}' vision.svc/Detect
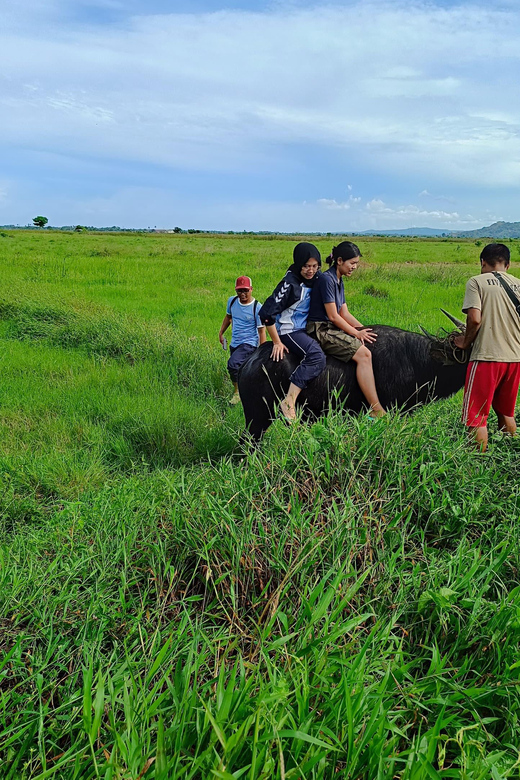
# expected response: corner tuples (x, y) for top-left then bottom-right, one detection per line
(306, 321), (361, 363)
(462, 361), (520, 427)
(227, 343), (257, 382)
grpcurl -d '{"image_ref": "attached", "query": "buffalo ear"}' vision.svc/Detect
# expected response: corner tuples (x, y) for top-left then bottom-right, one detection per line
(420, 326), (452, 364)
(430, 342), (455, 365)
(430, 333), (470, 366)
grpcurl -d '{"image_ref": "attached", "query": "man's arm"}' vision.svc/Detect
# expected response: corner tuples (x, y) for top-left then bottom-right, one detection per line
(258, 327), (267, 345)
(454, 308), (481, 350)
(219, 314), (232, 345)
(324, 302), (377, 344)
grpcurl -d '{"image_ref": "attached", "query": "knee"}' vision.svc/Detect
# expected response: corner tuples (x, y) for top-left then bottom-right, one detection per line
(356, 346), (372, 363)
(310, 345), (326, 371)
(227, 360), (238, 381)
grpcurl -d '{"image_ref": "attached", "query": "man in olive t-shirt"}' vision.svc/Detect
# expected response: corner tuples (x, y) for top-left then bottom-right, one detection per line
(454, 243), (520, 451)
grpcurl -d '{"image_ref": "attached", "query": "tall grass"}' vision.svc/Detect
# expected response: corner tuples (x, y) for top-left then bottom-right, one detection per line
(0, 294), (235, 498)
(2, 232), (520, 777)
(3, 409), (520, 777)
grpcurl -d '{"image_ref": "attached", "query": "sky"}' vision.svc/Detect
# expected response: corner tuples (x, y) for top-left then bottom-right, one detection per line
(1, 0), (519, 232)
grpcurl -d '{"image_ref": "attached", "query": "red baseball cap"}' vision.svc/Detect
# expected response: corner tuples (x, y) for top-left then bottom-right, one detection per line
(235, 276), (252, 290)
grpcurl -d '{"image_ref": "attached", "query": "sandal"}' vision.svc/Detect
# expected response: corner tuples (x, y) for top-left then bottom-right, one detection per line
(364, 411), (385, 423)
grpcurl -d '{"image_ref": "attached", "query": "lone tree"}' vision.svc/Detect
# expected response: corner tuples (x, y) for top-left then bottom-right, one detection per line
(33, 216), (48, 228)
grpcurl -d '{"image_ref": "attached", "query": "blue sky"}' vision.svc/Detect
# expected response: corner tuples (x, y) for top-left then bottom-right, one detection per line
(1, 0), (519, 231)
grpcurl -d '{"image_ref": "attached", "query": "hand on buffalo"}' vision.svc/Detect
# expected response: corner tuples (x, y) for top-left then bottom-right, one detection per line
(356, 328), (377, 344)
(270, 342), (289, 361)
(453, 334), (466, 350)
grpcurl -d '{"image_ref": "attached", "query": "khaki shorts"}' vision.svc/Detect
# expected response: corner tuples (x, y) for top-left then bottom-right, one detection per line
(306, 321), (361, 363)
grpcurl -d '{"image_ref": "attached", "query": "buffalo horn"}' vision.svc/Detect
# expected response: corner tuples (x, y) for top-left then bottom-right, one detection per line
(440, 308), (465, 330)
(419, 326), (436, 340)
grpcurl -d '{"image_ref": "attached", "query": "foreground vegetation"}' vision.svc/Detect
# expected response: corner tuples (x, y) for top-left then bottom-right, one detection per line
(1, 231), (520, 778)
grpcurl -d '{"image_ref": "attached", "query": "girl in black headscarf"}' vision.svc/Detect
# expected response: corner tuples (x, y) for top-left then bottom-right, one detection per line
(258, 243), (326, 421)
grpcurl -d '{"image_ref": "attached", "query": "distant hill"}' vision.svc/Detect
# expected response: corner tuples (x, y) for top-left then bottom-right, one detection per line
(2, 220), (519, 238)
(355, 221), (520, 239)
(450, 221), (520, 239)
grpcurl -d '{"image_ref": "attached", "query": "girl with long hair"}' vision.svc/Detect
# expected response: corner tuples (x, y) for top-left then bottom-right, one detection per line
(306, 241), (385, 419)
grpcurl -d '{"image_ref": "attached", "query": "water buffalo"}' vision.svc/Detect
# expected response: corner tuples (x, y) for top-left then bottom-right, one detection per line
(238, 320), (469, 440)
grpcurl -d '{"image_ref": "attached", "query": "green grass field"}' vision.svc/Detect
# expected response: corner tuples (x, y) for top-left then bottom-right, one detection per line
(2, 230), (520, 778)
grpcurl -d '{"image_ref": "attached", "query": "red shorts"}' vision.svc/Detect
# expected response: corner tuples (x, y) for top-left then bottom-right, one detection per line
(462, 361), (520, 427)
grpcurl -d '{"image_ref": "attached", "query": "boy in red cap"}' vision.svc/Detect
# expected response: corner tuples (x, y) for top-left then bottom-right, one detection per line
(219, 276), (266, 404)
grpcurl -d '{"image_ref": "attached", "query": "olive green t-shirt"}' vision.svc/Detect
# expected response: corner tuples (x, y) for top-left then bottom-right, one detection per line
(462, 272), (520, 362)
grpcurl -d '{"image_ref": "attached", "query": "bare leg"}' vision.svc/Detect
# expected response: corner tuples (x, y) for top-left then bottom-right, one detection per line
(279, 382), (302, 421)
(496, 412), (517, 436)
(469, 426), (488, 452)
(352, 347), (386, 417)
(230, 381), (241, 405)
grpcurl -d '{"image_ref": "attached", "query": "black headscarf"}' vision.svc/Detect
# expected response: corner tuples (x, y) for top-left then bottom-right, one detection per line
(288, 242), (322, 287)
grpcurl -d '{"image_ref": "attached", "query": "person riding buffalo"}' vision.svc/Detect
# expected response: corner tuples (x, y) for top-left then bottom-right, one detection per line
(306, 241), (386, 419)
(258, 243), (326, 421)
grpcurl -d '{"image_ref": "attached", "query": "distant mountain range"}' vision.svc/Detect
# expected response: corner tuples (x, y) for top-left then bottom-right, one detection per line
(2, 220), (520, 238)
(449, 221), (520, 239)
(356, 221), (520, 239)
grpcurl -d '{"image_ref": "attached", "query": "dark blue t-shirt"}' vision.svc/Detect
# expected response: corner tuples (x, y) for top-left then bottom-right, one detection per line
(308, 267), (345, 322)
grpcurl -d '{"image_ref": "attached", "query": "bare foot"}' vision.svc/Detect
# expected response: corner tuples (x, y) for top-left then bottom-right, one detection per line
(229, 392), (241, 405)
(279, 399), (296, 421)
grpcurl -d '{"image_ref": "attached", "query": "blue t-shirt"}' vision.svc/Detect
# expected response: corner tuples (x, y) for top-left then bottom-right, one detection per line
(276, 285), (312, 335)
(227, 297), (263, 348)
(308, 267), (345, 322)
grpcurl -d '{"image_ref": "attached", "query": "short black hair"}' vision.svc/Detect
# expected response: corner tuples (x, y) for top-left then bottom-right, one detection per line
(480, 242), (510, 267)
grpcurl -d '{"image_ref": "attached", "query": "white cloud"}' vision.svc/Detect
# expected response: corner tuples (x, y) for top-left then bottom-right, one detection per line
(313, 194), (481, 229)
(364, 198), (480, 225)
(366, 199), (388, 213)
(1, 0), (520, 186)
(1, 0), (520, 228)
(419, 189), (456, 204)
(318, 198), (350, 210)
(0, 178), (488, 232)
(317, 194), (362, 211)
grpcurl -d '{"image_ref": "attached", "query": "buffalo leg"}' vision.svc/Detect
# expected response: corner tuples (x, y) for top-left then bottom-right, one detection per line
(242, 396), (274, 441)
